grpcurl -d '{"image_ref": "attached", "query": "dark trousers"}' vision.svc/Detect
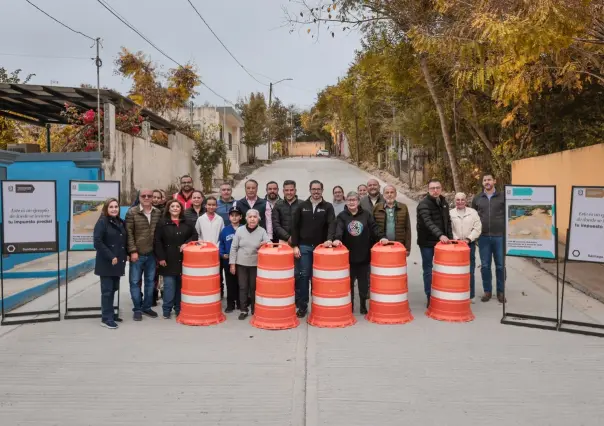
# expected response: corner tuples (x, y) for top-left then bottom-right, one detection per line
(100, 276), (119, 323)
(295, 244), (314, 312)
(420, 246), (435, 297)
(350, 263), (370, 312)
(224, 262), (239, 309)
(237, 265), (257, 313)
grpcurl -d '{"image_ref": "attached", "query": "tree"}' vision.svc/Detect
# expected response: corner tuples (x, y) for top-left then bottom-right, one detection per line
(240, 92), (268, 163)
(0, 67), (35, 150)
(190, 123), (226, 192)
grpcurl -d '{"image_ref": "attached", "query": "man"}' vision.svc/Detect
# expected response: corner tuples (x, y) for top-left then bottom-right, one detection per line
(272, 180), (300, 245)
(265, 181), (281, 243)
(472, 173), (506, 303)
(374, 184), (412, 255)
(357, 184), (368, 198)
(291, 180), (336, 318)
(237, 179), (268, 229)
(173, 174), (196, 209)
(360, 178), (385, 216)
(417, 179), (453, 307)
(216, 183), (236, 223)
(333, 191), (387, 314)
(125, 188), (162, 321)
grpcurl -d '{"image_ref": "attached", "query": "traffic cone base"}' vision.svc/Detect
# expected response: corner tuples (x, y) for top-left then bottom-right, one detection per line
(251, 305), (300, 330)
(177, 301), (226, 326)
(308, 302), (357, 328)
(366, 300), (414, 324)
(425, 299), (475, 322)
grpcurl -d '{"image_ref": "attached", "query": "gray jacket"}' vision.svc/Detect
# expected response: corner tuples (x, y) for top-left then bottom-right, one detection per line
(471, 191), (505, 237)
(360, 194), (385, 217)
(229, 225), (270, 267)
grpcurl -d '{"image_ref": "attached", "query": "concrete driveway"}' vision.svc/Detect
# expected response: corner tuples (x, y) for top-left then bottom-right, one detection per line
(1, 157), (603, 426)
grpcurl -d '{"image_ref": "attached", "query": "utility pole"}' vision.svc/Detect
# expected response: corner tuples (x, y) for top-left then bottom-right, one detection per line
(189, 101), (194, 125)
(290, 109), (294, 156)
(353, 86), (360, 165)
(95, 37), (102, 153)
(268, 82), (272, 159)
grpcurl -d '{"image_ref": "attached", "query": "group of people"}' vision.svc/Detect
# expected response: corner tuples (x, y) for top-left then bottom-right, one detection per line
(92, 172), (505, 329)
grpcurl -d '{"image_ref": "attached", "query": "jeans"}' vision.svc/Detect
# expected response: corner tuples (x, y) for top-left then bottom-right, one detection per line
(478, 236), (505, 294)
(469, 241), (476, 299)
(237, 265), (257, 313)
(100, 276), (119, 323)
(350, 263), (370, 311)
(162, 275), (182, 316)
(295, 244), (314, 312)
(420, 246), (435, 297)
(224, 261), (239, 308)
(129, 254), (156, 312)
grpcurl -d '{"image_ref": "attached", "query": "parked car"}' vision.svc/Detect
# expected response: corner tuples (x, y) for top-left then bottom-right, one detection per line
(316, 149), (330, 157)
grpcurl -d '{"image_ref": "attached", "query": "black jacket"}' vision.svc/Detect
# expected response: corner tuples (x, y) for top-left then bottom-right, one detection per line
(360, 194), (385, 217)
(237, 197), (268, 229)
(471, 191), (505, 237)
(272, 197), (301, 242)
(417, 195), (453, 247)
(334, 206), (383, 264)
(184, 206), (204, 229)
(291, 198), (336, 247)
(93, 216), (128, 277)
(153, 219), (198, 276)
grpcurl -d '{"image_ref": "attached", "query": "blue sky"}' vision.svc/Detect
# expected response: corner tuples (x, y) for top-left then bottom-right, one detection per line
(1, 0), (361, 109)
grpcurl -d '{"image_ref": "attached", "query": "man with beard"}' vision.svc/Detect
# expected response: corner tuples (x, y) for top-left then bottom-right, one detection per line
(472, 173), (506, 303)
(272, 180), (300, 246)
(360, 178), (385, 217)
(173, 175), (196, 210)
(265, 181), (281, 243)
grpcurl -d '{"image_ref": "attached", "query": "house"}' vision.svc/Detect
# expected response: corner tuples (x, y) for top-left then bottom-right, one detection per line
(169, 106), (245, 176)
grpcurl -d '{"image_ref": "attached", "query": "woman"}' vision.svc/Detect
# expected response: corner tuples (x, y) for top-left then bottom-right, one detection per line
(184, 190), (205, 228)
(333, 191), (387, 314)
(152, 189), (166, 212)
(450, 192), (482, 303)
(332, 185), (346, 216)
(229, 209), (270, 320)
(154, 200), (198, 319)
(93, 198), (128, 329)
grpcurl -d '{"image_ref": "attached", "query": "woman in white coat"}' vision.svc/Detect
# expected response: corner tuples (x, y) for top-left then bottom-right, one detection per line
(450, 192), (482, 302)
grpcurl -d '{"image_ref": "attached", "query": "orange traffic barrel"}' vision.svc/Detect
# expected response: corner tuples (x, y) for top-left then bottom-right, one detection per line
(366, 242), (413, 325)
(308, 244), (356, 328)
(251, 243), (299, 330)
(426, 241), (474, 322)
(177, 242), (226, 326)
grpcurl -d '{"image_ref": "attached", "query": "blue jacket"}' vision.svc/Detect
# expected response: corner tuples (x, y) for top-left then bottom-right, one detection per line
(216, 198), (236, 223)
(218, 224), (239, 265)
(93, 215), (128, 277)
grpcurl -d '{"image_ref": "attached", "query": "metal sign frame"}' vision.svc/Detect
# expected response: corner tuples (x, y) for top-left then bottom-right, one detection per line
(1, 180), (61, 325)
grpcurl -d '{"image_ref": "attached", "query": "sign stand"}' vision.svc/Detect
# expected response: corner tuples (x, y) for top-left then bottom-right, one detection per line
(501, 185), (560, 331)
(64, 180), (121, 320)
(1, 180), (61, 326)
(556, 186), (604, 338)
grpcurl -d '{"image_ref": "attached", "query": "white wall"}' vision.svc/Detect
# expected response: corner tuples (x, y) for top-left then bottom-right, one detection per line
(255, 143), (269, 161)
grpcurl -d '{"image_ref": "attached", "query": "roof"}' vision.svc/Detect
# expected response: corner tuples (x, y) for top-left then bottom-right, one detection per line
(0, 83), (175, 133)
(217, 106), (244, 126)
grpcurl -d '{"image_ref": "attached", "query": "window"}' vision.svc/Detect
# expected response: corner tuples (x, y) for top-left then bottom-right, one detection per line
(219, 125), (224, 142)
(228, 132), (233, 151)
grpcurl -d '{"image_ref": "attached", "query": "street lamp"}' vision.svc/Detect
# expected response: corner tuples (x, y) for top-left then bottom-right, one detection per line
(268, 78), (293, 159)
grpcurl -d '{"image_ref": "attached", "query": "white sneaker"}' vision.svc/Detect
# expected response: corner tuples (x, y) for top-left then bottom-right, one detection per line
(470, 298), (476, 304)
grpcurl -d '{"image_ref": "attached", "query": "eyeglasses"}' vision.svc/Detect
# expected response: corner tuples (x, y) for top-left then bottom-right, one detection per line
(141, 194), (153, 198)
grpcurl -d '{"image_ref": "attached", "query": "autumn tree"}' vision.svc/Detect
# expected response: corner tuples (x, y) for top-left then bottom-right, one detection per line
(240, 92), (268, 163)
(0, 67), (35, 150)
(191, 123), (226, 192)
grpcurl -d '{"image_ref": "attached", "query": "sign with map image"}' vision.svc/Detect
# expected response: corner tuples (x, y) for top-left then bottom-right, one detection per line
(505, 185), (557, 259)
(567, 186), (604, 264)
(69, 181), (120, 250)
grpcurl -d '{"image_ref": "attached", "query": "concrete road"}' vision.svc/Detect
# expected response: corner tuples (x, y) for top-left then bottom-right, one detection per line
(1, 157), (604, 426)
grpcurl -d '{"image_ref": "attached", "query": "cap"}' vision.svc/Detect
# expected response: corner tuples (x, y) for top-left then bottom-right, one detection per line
(229, 206), (242, 215)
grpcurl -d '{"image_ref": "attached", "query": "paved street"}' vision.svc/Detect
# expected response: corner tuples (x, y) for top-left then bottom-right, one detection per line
(1, 158), (604, 426)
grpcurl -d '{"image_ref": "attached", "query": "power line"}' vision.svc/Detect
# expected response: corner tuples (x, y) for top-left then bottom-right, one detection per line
(0, 52), (91, 60)
(95, 0), (235, 106)
(25, 0), (95, 41)
(185, 0), (269, 87)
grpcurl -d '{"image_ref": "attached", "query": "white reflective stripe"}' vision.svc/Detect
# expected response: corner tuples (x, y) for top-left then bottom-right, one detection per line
(312, 294), (351, 307)
(181, 292), (221, 304)
(182, 265), (220, 277)
(255, 295), (295, 307)
(431, 289), (470, 301)
(257, 267), (294, 279)
(433, 263), (470, 275)
(371, 265), (407, 276)
(370, 292), (408, 303)
(313, 268), (349, 279)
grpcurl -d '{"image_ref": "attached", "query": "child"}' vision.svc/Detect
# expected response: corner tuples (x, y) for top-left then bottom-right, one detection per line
(219, 206), (243, 313)
(195, 196), (224, 244)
